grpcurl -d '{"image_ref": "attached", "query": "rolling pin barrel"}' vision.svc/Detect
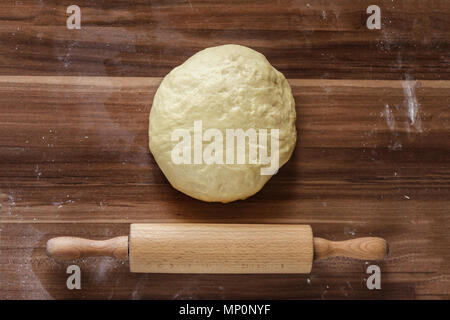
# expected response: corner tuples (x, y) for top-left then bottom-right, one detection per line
(46, 223), (388, 274)
(129, 224), (314, 274)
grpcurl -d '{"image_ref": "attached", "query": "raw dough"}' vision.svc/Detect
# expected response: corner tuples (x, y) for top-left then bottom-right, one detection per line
(149, 44), (296, 202)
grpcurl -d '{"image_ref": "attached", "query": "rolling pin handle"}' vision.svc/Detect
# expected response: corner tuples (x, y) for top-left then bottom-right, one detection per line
(46, 236), (129, 261)
(313, 237), (388, 261)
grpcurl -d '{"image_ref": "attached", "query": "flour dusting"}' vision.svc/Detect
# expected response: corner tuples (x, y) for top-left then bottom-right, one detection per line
(402, 77), (422, 132)
(0, 225), (51, 299)
(383, 104), (396, 131)
(131, 274), (149, 300)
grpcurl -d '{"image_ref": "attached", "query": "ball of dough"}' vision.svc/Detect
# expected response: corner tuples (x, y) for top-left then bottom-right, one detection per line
(149, 44), (296, 203)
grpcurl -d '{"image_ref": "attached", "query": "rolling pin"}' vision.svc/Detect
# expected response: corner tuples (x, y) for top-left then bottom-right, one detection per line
(46, 223), (388, 274)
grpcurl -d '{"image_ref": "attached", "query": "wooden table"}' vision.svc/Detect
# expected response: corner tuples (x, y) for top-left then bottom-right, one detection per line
(0, 0), (449, 299)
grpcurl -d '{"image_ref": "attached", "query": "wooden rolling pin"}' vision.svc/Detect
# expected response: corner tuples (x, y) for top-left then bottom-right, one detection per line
(46, 223), (388, 274)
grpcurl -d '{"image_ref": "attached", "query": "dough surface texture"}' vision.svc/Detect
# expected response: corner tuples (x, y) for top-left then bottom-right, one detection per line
(149, 44), (296, 202)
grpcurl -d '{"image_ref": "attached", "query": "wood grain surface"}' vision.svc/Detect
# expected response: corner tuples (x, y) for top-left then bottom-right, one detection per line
(0, 0), (449, 299)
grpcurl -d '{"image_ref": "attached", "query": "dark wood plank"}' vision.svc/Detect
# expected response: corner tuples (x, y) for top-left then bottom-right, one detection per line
(0, 76), (448, 299)
(2, 222), (448, 299)
(0, 77), (448, 222)
(0, 0), (448, 78)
